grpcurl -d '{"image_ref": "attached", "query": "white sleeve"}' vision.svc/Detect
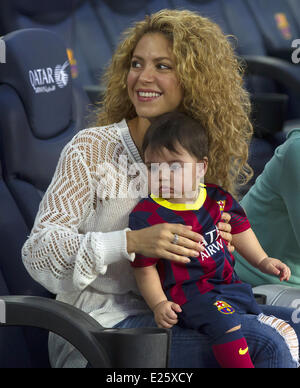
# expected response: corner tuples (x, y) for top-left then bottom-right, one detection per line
(22, 137), (134, 295)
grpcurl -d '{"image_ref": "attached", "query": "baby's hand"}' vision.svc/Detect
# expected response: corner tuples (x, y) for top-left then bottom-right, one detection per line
(258, 257), (291, 282)
(153, 300), (182, 329)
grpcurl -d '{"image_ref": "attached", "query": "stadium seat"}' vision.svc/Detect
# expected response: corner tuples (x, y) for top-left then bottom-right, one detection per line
(0, 0), (113, 99)
(92, 0), (172, 52)
(0, 28), (90, 230)
(0, 159), (53, 367)
(253, 284), (300, 317)
(245, 0), (300, 61)
(287, 0), (300, 27)
(169, 0), (230, 34)
(92, 0), (148, 51)
(243, 0), (300, 122)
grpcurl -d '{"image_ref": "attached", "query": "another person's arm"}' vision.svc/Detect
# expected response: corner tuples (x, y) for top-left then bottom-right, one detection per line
(127, 213), (233, 262)
(279, 137), (300, 250)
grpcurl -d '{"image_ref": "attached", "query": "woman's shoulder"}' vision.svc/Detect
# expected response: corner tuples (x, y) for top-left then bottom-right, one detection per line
(62, 121), (126, 164)
(72, 122), (122, 146)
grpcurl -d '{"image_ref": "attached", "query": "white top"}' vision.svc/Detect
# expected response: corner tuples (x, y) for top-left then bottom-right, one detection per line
(22, 119), (150, 368)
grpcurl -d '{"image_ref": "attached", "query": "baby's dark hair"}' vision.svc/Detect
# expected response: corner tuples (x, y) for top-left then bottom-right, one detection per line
(142, 112), (209, 160)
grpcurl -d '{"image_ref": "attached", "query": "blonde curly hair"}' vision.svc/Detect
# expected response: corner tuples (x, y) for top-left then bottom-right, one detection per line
(95, 9), (253, 196)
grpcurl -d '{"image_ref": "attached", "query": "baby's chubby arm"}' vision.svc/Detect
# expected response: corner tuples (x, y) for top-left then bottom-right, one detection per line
(232, 228), (291, 282)
(134, 266), (182, 328)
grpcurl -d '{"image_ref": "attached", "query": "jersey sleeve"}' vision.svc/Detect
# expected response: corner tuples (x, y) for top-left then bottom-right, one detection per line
(223, 192), (251, 235)
(129, 209), (159, 268)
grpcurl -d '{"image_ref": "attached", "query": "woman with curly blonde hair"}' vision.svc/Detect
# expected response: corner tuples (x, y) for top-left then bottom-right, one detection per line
(22, 9), (299, 368)
(97, 9), (253, 195)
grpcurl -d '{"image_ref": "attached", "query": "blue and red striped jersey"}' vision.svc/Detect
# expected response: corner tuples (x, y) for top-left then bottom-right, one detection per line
(129, 183), (251, 306)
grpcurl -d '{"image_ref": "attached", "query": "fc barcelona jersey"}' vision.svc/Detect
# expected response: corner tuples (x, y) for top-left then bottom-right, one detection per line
(129, 183), (251, 306)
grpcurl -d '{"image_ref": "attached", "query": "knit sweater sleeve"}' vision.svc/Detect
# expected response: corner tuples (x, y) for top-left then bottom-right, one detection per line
(22, 129), (133, 294)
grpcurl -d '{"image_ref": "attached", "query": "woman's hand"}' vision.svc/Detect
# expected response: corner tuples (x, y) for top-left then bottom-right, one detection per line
(127, 223), (204, 264)
(218, 212), (234, 253)
(258, 257), (291, 282)
(153, 300), (182, 328)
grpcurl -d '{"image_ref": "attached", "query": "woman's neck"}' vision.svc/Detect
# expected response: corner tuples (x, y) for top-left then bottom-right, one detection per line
(127, 117), (151, 155)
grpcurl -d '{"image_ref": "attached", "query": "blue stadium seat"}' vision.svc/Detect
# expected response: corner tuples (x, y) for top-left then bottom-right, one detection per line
(92, 0), (172, 51)
(245, 0), (300, 61)
(148, 0), (173, 13)
(243, 0), (300, 121)
(0, 159), (52, 368)
(169, 0), (230, 34)
(0, 0), (113, 94)
(92, 0), (147, 50)
(287, 0), (300, 25)
(0, 28), (90, 229)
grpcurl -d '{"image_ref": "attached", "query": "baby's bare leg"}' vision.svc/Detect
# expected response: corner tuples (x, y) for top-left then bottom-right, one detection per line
(226, 324), (241, 333)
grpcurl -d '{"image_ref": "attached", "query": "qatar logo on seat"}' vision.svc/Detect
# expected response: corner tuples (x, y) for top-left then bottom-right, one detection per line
(0, 38), (6, 64)
(54, 61), (69, 88)
(29, 61), (69, 94)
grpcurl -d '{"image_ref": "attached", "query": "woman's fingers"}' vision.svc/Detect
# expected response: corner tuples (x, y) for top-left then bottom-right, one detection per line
(169, 225), (204, 249)
(159, 250), (191, 264)
(219, 230), (232, 244)
(227, 242), (235, 253)
(218, 212), (234, 249)
(167, 236), (202, 257)
(137, 223), (205, 263)
(175, 224), (205, 244)
(220, 212), (231, 224)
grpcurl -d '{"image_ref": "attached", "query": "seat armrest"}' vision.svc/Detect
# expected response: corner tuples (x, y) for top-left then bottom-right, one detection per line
(242, 55), (300, 94)
(0, 295), (171, 368)
(0, 295), (111, 367)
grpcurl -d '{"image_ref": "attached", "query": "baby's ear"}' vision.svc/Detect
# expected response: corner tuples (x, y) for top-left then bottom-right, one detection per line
(196, 157), (208, 179)
(202, 157), (208, 173)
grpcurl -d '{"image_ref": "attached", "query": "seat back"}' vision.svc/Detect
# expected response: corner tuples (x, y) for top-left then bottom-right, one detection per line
(0, 0), (113, 87)
(0, 28), (89, 230)
(287, 0), (300, 27)
(0, 158), (52, 367)
(245, 0), (300, 61)
(92, 0), (172, 52)
(243, 0), (300, 120)
(169, 0), (230, 34)
(0, 27), (91, 368)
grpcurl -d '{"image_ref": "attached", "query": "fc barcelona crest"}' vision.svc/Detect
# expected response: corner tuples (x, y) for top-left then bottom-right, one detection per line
(217, 200), (226, 213)
(214, 300), (235, 315)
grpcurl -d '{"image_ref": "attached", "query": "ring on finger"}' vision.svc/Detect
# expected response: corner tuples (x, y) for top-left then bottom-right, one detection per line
(172, 233), (179, 245)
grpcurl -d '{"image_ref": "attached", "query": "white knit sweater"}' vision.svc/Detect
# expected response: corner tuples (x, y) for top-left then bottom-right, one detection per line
(22, 119), (150, 368)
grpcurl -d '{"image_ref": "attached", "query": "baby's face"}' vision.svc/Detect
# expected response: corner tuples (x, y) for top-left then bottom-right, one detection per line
(144, 144), (207, 201)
